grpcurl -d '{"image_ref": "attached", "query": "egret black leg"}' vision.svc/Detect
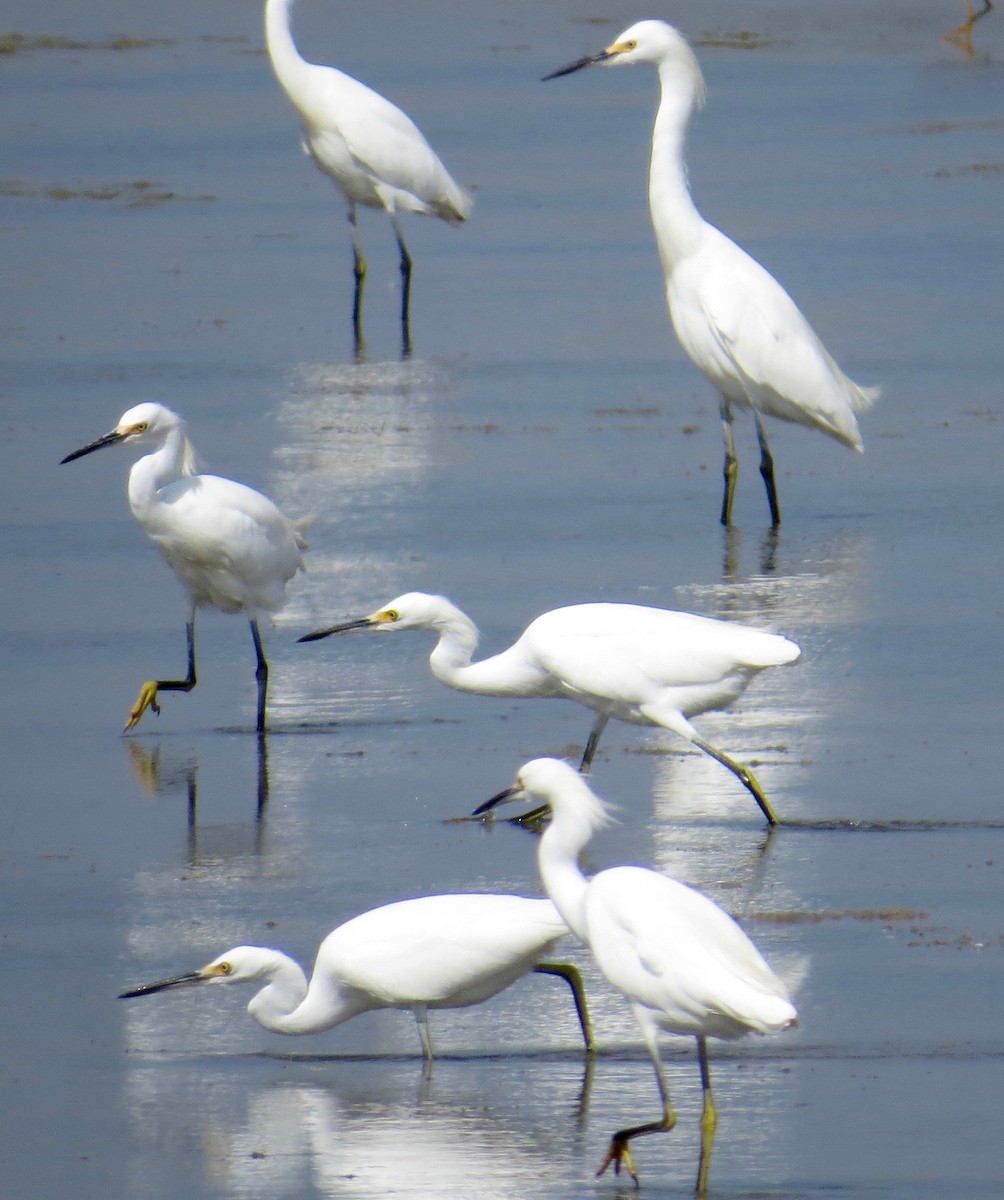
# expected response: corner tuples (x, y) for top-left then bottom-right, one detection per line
(348, 207), (366, 358)
(579, 713), (610, 774)
(754, 413), (781, 527)
(393, 218), (413, 358)
(250, 618), (268, 734)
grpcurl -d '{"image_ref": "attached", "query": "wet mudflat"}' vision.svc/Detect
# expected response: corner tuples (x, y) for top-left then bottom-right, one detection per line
(2, 1), (1003, 1197)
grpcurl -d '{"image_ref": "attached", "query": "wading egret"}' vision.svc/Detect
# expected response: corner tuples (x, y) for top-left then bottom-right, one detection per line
(119, 893), (593, 1058)
(299, 592), (800, 825)
(544, 20), (879, 526)
(475, 759), (797, 1190)
(264, 0), (472, 357)
(61, 403), (306, 734)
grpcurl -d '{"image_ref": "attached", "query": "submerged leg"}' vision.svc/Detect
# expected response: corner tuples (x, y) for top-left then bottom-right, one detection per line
(249, 618), (268, 735)
(124, 618), (197, 731)
(597, 1025), (676, 1184)
(348, 206), (367, 359)
(534, 962), (595, 1053)
(719, 399), (738, 526)
(413, 1004), (434, 1062)
(754, 413), (781, 527)
(690, 733), (779, 826)
(695, 1036), (718, 1196)
(392, 215), (413, 358)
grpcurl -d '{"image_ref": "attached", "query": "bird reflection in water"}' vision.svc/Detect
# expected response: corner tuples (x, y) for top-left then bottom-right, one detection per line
(131, 1070), (595, 1200)
(124, 738), (270, 859)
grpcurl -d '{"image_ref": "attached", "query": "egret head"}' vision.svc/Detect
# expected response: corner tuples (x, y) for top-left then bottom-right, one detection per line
(118, 946), (275, 998)
(543, 20), (704, 98)
(61, 402), (187, 464)
(298, 592), (459, 641)
(474, 757), (614, 835)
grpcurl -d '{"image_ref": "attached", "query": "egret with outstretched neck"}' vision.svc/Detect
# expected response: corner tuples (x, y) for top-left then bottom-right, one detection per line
(476, 759), (797, 1190)
(299, 591), (800, 825)
(119, 893), (593, 1059)
(62, 403), (306, 733)
(544, 21), (878, 526)
(264, 0), (472, 357)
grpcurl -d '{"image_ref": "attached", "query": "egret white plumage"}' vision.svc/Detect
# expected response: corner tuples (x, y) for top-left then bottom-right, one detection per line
(61, 402), (306, 734)
(475, 759), (797, 1189)
(119, 893), (593, 1059)
(299, 592), (800, 825)
(264, 0), (472, 357)
(545, 21), (878, 526)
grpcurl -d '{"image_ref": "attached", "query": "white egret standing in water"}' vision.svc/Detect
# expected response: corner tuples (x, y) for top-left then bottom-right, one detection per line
(544, 20), (878, 526)
(476, 758), (797, 1190)
(61, 403), (306, 733)
(264, 0), (472, 356)
(299, 592), (800, 825)
(119, 893), (593, 1058)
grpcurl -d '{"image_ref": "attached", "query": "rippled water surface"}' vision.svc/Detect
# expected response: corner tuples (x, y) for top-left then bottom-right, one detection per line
(3, 1), (1003, 1197)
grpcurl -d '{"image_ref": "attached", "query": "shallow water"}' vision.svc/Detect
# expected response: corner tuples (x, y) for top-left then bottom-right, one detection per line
(3, 1), (1004, 1197)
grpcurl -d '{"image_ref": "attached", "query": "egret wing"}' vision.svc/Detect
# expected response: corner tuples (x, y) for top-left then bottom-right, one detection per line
(588, 867), (793, 1034)
(325, 895), (567, 1005)
(672, 228), (867, 446)
(527, 603), (794, 704)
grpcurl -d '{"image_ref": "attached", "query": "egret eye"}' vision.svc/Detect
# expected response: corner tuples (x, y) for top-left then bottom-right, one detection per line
(385, 609), (400, 622)
(624, 39), (637, 50)
(218, 961), (233, 975)
(133, 422), (148, 433)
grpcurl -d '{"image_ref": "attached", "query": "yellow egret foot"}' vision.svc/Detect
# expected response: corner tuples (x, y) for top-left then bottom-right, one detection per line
(946, 0), (993, 45)
(122, 618), (198, 732)
(691, 735), (779, 826)
(124, 681), (161, 731)
(596, 1106), (676, 1185)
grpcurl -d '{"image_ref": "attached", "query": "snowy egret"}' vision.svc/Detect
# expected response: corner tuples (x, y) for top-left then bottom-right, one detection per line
(119, 893), (593, 1058)
(264, 0), (472, 357)
(299, 592), (800, 825)
(544, 21), (879, 526)
(61, 403), (306, 734)
(476, 759), (797, 1189)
